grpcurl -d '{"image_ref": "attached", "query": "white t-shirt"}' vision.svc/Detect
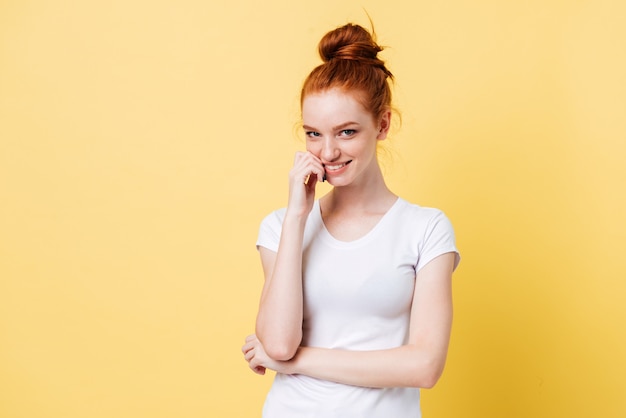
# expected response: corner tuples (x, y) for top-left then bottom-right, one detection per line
(256, 198), (460, 418)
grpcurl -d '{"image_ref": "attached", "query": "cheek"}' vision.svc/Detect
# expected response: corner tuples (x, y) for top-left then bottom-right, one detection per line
(305, 141), (321, 156)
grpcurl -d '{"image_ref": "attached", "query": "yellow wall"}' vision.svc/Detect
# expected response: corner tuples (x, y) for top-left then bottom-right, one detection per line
(1, 1), (624, 417)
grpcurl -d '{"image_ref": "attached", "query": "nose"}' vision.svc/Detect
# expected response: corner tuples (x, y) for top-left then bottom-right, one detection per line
(320, 136), (339, 162)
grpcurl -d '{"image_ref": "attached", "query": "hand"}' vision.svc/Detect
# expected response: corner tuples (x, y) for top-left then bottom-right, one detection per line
(286, 151), (325, 218)
(241, 334), (292, 375)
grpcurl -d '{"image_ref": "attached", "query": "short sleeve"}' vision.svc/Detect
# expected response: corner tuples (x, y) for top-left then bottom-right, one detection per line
(256, 209), (286, 252)
(416, 210), (460, 272)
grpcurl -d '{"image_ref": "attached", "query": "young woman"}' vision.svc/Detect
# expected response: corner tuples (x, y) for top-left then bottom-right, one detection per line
(242, 23), (460, 417)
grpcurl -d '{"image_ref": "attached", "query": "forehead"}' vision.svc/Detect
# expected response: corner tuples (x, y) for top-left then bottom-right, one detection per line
(302, 89), (373, 127)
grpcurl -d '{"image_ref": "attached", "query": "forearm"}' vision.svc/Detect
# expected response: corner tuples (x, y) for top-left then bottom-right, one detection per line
(255, 214), (307, 360)
(288, 344), (448, 389)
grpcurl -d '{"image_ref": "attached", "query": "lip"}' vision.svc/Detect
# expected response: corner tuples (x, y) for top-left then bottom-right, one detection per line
(323, 160), (352, 175)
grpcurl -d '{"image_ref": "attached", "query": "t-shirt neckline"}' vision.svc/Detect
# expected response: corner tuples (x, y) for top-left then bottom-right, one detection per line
(314, 197), (403, 248)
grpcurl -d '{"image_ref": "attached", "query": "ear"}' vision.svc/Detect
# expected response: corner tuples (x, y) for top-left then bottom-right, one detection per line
(376, 110), (392, 140)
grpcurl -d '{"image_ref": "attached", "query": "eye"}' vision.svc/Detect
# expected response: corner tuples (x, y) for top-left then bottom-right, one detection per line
(340, 129), (356, 137)
(305, 131), (321, 138)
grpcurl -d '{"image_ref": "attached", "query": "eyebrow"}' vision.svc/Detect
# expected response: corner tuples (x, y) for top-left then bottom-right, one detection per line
(302, 121), (360, 131)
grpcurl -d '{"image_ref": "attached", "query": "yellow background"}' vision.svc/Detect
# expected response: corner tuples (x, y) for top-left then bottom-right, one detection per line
(1, 0), (624, 417)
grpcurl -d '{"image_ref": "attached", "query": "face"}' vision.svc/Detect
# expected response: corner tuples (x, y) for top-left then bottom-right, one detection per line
(302, 89), (390, 188)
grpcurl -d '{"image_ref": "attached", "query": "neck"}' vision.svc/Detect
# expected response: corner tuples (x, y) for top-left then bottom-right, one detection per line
(323, 167), (396, 213)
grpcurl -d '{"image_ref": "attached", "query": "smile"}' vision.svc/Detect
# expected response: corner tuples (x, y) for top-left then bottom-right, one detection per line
(325, 161), (351, 171)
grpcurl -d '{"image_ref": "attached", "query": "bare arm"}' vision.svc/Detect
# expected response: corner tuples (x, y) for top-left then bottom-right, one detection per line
(254, 221), (305, 360)
(254, 152), (324, 361)
(245, 252), (456, 388)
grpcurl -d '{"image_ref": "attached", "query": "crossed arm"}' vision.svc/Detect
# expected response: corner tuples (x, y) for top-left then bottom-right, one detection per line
(243, 242), (456, 389)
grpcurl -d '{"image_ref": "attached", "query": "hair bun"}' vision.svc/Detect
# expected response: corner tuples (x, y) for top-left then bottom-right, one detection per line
(319, 23), (382, 63)
(301, 22), (394, 119)
(317, 23), (392, 78)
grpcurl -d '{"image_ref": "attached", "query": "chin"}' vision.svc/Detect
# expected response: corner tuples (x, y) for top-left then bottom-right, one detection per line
(326, 177), (352, 188)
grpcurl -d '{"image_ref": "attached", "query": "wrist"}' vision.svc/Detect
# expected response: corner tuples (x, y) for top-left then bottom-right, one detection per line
(285, 346), (306, 375)
(283, 210), (309, 227)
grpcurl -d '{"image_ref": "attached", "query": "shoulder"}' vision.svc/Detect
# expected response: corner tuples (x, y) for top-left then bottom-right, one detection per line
(260, 206), (288, 228)
(393, 198), (460, 270)
(256, 207), (287, 252)
(393, 198), (453, 229)
(256, 201), (321, 251)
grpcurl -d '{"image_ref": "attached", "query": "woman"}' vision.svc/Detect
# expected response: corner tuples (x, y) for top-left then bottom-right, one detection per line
(242, 22), (460, 417)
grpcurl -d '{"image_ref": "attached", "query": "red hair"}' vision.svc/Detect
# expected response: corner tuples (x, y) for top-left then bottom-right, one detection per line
(300, 23), (394, 121)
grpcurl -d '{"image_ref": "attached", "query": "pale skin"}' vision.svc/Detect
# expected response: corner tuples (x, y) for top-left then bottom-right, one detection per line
(242, 88), (456, 389)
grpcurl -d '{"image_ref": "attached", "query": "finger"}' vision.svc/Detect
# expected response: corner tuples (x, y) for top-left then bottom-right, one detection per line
(249, 355), (269, 374)
(245, 334), (256, 342)
(294, 152), (322, 172)
(243, 337), (257, 350)
(317, 168), (326, 183)
(302, 151), (324, 181)
(304, 150), (322, 163)
(292, 153), (323, 181)
(241, 342), (253, 354)
(304, 172), (317, 189)
(302, 164), (324, 185)
(250, 364), (266, 375)
(293, 151), (310, 168)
